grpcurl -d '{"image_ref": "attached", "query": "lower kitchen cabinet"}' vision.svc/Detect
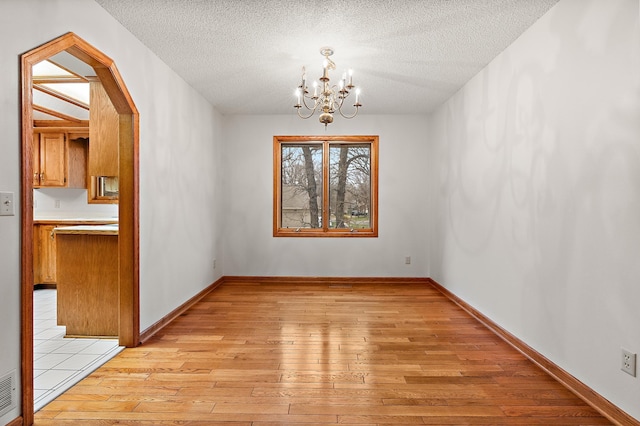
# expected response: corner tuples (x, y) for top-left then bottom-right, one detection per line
(33, 220), (117, 287)
(33, 224), (57, 285)
(56, 231), (118, 337)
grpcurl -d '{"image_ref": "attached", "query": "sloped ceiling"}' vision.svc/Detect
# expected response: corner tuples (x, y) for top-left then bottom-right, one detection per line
(94, 0), (559, 115)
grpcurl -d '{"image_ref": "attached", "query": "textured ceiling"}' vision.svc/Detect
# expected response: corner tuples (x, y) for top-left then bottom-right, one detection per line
(94, 0), (559, 115)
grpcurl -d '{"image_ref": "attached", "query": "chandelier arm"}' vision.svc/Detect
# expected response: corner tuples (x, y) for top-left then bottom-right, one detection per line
(300, 93), (317, 110)
(337, 96), (360, 119)
(296, 105), (318, 120)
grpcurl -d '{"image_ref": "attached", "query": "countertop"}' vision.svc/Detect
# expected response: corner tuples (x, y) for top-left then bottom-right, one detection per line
(34, 217), (118, 225)
(53, 224), (119, 236)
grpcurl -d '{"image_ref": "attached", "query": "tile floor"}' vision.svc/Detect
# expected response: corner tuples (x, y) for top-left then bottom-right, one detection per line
(33, 289), (124, 411)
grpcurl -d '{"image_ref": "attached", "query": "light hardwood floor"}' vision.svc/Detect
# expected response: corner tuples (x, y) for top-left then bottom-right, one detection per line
(35, 280), (612, 425)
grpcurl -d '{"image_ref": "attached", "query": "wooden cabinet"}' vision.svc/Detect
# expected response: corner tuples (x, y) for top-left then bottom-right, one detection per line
(56, 232), (119, 337)
(33, 224), (57, 285)
(88, 81), (119, 203)
(33, 132), (87, 188)
(89, 81), (119, 176)
(33, 220), (116, 287)
(33, 133), (66, 187)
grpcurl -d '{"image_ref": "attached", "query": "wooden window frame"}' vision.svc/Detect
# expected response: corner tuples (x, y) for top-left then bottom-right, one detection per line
(273, 135), (378, 238)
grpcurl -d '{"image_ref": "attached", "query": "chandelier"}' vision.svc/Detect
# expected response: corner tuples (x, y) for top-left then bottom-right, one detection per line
(294, 47), (361, 127)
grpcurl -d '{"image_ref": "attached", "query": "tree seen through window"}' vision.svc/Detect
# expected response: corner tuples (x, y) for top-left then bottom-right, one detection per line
(274, 136), (378, 237)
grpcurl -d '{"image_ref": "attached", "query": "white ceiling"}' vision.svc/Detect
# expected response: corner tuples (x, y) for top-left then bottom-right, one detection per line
(94, 0), (559, 116)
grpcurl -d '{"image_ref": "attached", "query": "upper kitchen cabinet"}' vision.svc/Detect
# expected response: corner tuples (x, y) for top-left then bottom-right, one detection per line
(33, 131), (87, 188)
(33, 132), (64, 187)
(31, 57), (119, 202)
(31, 56), (90, 189)
(89, 81), (119, 203)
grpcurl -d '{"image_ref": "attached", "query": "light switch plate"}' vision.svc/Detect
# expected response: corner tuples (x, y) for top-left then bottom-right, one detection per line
(0, 192), (15, 216)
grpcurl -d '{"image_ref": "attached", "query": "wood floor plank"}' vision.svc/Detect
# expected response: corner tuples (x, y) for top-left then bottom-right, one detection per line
(34, 281), (614, 425)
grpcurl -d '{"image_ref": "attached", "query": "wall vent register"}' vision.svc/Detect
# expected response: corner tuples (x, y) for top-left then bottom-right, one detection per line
(0, 370), (17, 417)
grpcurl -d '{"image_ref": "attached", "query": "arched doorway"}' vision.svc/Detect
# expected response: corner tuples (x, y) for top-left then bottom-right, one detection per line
(20, 32), (139, 425)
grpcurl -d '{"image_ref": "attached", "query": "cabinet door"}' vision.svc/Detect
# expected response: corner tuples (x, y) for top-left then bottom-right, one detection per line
(67, 137), (88, 188)
(39, 133), (67, 187)
(33, 225), (42, 284)
(33, 132), (41, 187)
(89, 81), (119, 177)
(34, 224), (57, 285)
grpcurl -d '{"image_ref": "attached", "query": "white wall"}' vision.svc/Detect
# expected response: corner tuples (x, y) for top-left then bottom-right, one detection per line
(0, 1), (222, 423)
(428, 0), (640, 420)
(33, 188), (118, 218)
(3, 0), (637, 423)
(221, 114), (429, 277)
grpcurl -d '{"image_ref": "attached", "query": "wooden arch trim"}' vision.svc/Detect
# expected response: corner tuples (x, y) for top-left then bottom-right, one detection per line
(20, 32), (139, 426)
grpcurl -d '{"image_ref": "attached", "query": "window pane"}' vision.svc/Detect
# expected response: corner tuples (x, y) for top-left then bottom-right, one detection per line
(328, 144), (371, 229)
(274, 135), (378, 238)
(280, 144), (323, 229)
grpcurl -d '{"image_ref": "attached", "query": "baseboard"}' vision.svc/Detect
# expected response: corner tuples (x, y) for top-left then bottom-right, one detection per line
(221, 275), (431, 285)
(139, 276), (225, 344)
(427, 278), (639, 426)
(5, 416), (23, 426)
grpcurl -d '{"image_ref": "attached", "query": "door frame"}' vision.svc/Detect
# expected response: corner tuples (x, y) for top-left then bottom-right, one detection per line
(20, 32), (139, 425)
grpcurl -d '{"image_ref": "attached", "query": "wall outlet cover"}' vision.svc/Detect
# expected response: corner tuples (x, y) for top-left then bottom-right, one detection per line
(621, 348), (637, 377)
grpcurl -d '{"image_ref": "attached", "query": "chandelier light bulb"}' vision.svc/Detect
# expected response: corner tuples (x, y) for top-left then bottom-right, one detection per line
(295, 88), (301, 105)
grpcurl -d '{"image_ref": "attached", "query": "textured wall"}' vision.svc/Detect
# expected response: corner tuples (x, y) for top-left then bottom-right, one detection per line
(221, 114), (429, 278)
(428, 0), (640, 419)
(0, 1), (222, 422)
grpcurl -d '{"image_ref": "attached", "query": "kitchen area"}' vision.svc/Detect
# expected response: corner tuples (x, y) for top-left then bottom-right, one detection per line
(33, 188), (119, 337)
(31, 53), (124, 408)
(33, 54), (121, 338)
(33, 187), (122, 410)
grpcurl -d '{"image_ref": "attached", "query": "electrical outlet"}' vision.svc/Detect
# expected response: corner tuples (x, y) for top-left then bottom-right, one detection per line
(213, 259), (217, 269)
(54, 199), (61, 208)
(405, 256), (411, 265)
(621, 348), (636, 377)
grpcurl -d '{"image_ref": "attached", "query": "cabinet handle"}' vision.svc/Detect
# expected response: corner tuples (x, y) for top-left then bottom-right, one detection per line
(40, 173), (44, 181)
(50, 230), (55, 240)
(34, 172), (39, 181)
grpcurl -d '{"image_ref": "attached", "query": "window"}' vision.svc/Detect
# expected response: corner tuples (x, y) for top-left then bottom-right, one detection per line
(274, 135), (378, 237)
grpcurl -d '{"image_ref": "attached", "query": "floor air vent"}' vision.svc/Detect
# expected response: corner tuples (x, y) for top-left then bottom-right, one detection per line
(0, 370), (17, 417)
